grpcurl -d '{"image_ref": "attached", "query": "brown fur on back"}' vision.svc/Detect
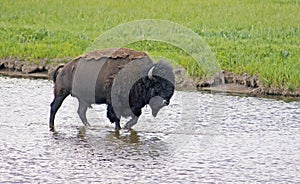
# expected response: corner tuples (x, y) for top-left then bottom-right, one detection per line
(55, 48), (151, 104)
(74, 48), (147, 61)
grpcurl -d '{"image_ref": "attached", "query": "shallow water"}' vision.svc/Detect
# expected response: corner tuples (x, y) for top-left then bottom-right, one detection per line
(0, 76), (299, 183)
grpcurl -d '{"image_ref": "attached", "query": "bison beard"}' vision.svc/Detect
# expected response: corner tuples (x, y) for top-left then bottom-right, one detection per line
(49, 48), (175, 131)
(127, 76), (174, 127)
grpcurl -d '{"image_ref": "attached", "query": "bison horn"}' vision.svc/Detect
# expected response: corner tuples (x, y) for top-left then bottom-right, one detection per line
(162, 100), (166, 106)
(148, 66), (155, 80)
(162, 100), (169, 106)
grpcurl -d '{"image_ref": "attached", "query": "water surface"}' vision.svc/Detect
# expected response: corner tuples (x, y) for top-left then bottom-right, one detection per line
(0, 77), (299, 183)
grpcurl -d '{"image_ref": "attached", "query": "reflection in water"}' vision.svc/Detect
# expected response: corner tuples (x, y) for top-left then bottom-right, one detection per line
(0, 77), (300, 183)
(76, 126), (141, 144)
(76, 127), (144, 153)
(112, 129), (140, 144)
(56, 125), (168, 161)
(77, 126), (87, 139)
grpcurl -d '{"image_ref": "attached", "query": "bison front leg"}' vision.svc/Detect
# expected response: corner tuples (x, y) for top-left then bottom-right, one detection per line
(77, 99), (90, 127)
(107, 104), (121, 130)
(124, 116), (139, 130)
(124, 110), (141, 129)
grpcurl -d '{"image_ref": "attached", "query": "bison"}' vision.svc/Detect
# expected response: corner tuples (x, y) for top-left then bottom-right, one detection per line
(49, 48), (175, 131)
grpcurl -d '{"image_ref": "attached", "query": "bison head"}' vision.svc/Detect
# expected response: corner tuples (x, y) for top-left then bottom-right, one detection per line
(146, 61), (175, 117)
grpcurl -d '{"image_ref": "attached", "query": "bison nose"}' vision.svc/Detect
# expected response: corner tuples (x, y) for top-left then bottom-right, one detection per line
(162, 100), (169, 106)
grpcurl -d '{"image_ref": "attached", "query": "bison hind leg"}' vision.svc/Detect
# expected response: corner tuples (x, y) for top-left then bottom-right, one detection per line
(77, 99), (91, 126)
(49, 94), (69, 131)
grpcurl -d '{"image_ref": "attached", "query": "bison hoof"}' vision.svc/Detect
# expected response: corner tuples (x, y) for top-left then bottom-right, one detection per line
(49, 126), (55, 132)
(124, 125), (133, 130)
(83, 122), (91, 127)
(115, 124), (121, 131)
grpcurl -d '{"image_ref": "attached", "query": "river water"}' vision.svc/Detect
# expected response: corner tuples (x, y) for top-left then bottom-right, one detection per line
(0, 76), (299, 183)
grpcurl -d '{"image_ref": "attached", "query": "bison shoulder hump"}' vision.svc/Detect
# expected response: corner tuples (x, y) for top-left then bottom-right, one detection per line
(74, 48), (148, 61)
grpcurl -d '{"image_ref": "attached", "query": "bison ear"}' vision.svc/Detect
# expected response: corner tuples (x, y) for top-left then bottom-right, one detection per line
(147, 66), (155, 80)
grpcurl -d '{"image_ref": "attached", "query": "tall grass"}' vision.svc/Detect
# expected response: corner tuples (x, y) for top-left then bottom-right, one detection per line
(0, 0), (299, 89)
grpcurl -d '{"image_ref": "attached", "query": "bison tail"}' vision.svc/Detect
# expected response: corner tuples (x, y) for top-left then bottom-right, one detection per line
(52, 64), (64, 83)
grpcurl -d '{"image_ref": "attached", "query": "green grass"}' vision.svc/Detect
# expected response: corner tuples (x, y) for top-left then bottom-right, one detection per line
(0, 0), (299, 89)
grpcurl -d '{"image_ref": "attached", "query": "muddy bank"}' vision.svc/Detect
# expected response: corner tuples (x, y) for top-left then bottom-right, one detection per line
(196, 70), (300, 98)
(1, 58), (299, 98)
(0, 57), (70, 79)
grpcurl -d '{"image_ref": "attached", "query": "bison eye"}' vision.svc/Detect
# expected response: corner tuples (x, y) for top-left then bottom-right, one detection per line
(154, 85), (161, 91)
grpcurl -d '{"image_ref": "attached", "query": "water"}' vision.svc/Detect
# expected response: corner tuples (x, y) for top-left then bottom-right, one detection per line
(0, 76), (299, 183)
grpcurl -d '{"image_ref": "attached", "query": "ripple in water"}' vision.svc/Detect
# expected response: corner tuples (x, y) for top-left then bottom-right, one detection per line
(0, 77), (299, 183)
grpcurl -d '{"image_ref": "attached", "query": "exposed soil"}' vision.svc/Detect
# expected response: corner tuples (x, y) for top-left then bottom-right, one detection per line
(0, 57), (65, 78)
(195, 70), (300, 98)
(1, 57), (299, 99)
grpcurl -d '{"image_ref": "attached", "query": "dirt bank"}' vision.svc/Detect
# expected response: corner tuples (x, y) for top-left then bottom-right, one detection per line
(195, 70), (300, 98)
(0, 57), (70, 79)
(1, 58), (299, 98)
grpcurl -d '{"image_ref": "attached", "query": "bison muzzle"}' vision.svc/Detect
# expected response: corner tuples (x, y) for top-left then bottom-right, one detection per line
(49, 48), (175, 131)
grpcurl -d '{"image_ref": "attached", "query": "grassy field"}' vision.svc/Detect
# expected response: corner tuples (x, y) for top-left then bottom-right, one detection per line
(0, 0), (299, 90)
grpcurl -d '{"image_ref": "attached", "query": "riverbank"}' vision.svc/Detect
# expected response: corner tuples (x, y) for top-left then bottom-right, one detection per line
(1, 0), (299, 92)
(1, 58), (299, 99)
